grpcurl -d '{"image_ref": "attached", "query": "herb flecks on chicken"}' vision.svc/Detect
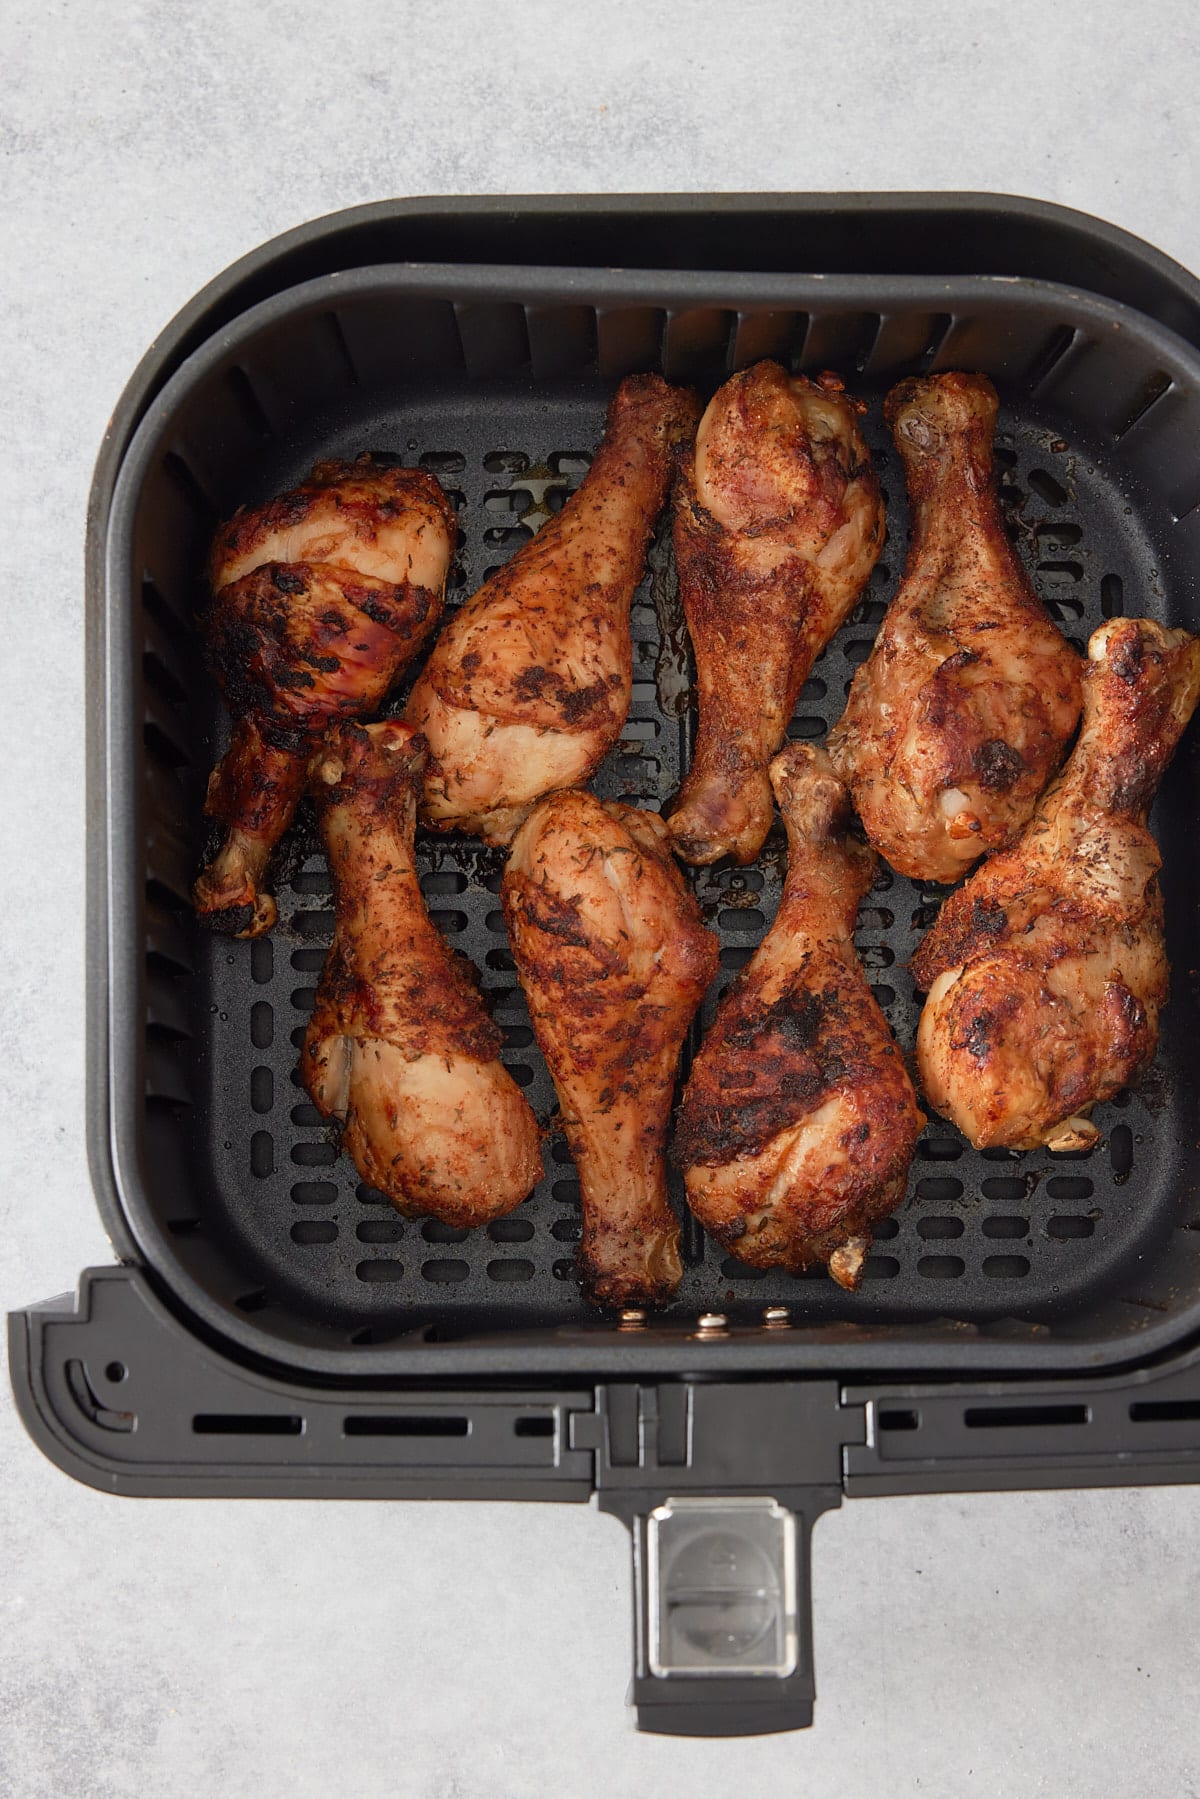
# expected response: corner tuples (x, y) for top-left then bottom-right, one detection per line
(504, 791), (718, 1307)
(194, 457), (455, 936)
(668, 362), (883, 867)
(913, 617), (1200, 1151)
(302, 721), (542, 1225)
(828, 373), (1082, 882)
(675, 744), (923, 1287)
(406, 375), (698, 846)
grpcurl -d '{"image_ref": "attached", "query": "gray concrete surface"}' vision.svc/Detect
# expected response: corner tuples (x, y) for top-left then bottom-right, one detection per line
(3, 1), (1200, 1793)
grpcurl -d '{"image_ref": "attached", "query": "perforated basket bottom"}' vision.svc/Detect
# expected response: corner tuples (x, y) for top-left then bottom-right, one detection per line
(190, 392), (1185, 1341)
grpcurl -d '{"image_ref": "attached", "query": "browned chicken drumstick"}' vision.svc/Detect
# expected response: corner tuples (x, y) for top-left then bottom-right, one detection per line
(913, 617), (1200, 1151)
(503, 791), (719, 1306)
(194, 457), (455, 936)
(828, 373), (1083, 883)
(667, 362), (883, 866)
(675, 744), (923, 1288)
(406, 375), (698, 845)
(302, 720), (542, 1225)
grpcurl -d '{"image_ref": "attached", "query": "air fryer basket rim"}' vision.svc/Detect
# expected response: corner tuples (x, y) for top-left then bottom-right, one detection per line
(85, 189), (1200, 478)
(86, 194), (1200, 1385)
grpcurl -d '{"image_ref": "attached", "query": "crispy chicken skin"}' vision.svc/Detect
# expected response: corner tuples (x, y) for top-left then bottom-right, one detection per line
(914, 618), (1200, 1151)
(503, 791), (719, 1306)
(194, 457), (455, 936)
(667, 363), (883, 866)
(406, 376), (698, 845)
(302, 720), (542, 1225)
(828, 373), (1083, 882)
(675, 745), (923, 1288)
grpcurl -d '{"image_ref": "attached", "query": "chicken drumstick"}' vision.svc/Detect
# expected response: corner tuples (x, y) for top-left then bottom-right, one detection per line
(828, 373), (1082, 883)
(302, 720), (542, 1225)
(667, 362), (883, 866)
(913, 617), (1200, 1151)
(194, 457), (455, 936)
(675, 744), (923, 1287)
(503, 791), (719, 1306)
(406, 375), (698, 845)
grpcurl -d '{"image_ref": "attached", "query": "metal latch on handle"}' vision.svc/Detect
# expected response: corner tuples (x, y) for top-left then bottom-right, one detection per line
(647, 1495), (799, 1679)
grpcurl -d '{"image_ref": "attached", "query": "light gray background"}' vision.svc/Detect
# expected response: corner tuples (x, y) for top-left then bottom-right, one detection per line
(3, 2), (1199, 1794)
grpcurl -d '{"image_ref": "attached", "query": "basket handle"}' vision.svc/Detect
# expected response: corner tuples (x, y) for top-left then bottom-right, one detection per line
(621, 1494), (831, 1736)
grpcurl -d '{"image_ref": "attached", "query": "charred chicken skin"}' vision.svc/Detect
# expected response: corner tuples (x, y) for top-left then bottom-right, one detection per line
(667, 362), (883, 866)
(406, 375), (698, 845)
(675, 744), (923, 1288)
(503, 791), (719, 1306)
(302, 720), (542, 1225)
(913, 617), (1200, 1152)
(828, 373), (1083, 882)
(194, 457), (455, 936)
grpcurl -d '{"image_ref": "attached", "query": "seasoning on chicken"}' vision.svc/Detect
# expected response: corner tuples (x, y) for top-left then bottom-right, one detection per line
(913, 617), (1200, 1151)
(675, 744), (923, 1288)
(194, 457), (455, 936)
(503, 791), (718, 1306)
(302, 720), (542, 1225)
(406, 375), (698, 845)
(667, 362), (883, 866)
(828, 373), (1082, 882)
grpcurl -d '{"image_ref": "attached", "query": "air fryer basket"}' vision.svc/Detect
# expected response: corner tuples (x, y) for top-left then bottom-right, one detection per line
(13, 195), (1200, 1740)
(98, 260), (1200, 1377)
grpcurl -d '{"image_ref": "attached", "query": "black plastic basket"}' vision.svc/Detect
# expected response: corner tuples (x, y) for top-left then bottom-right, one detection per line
(11, 194), (1200, 1736)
